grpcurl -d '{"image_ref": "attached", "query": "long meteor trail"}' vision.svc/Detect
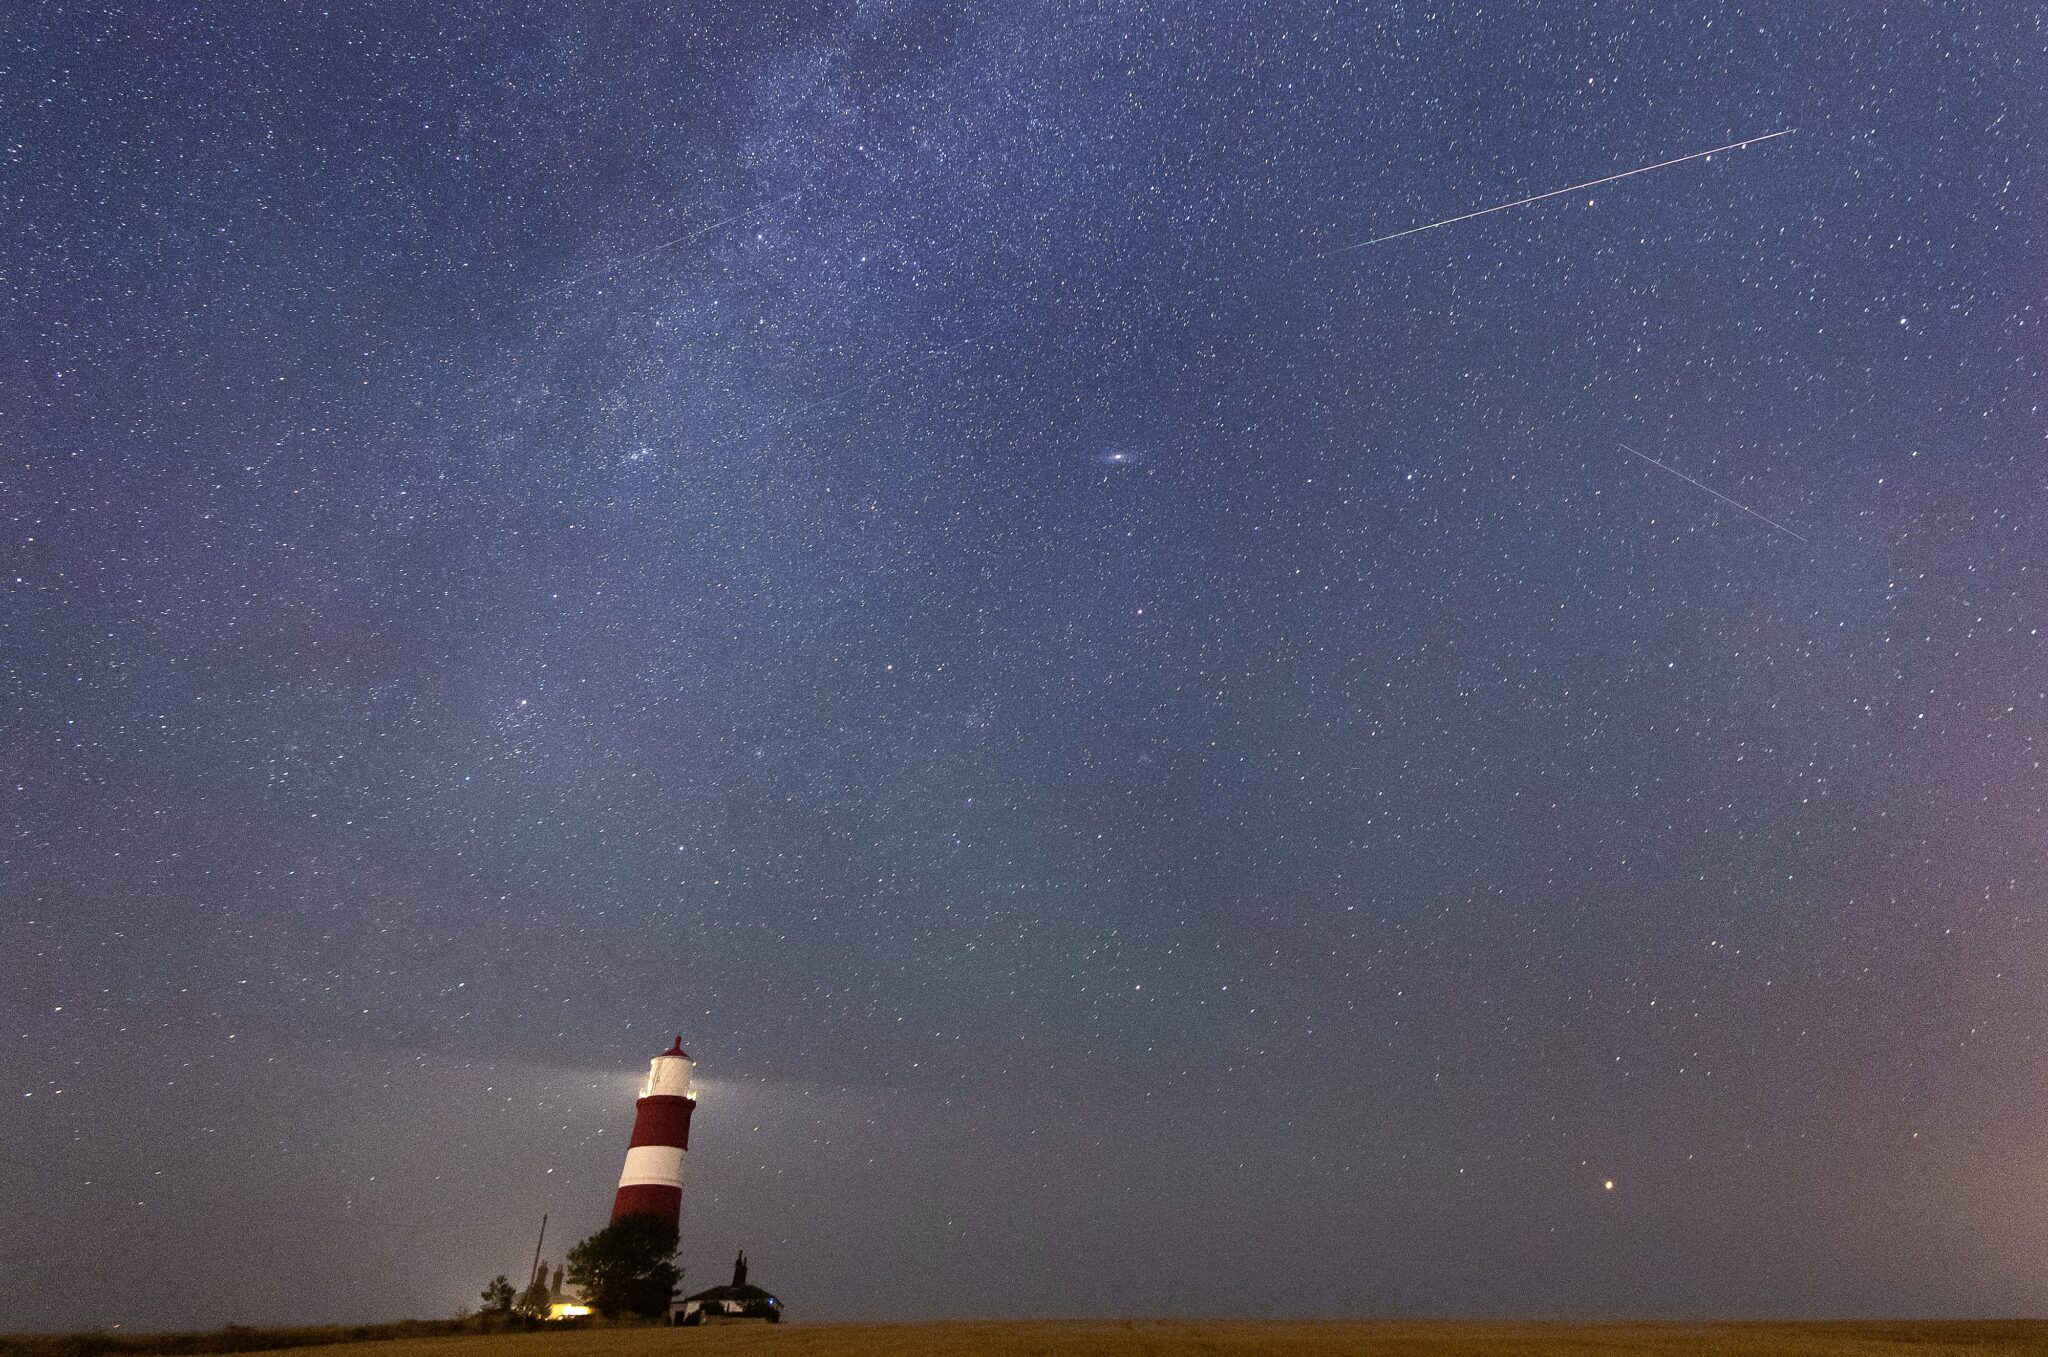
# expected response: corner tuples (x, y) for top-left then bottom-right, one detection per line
(1620, 442), (1807, 543)
(536, 188), (807, 297)
(1337, 129), (1794, 251)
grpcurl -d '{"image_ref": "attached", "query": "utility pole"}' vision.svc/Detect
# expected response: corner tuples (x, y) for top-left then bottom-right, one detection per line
(526, 1213), (549, 1292)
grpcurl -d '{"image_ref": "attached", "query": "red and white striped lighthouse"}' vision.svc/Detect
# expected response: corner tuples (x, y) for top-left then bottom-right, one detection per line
(610, 1036), (697, 1226)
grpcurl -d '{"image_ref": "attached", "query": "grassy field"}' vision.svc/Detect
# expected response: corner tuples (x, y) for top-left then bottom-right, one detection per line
(83, 1320), (2048, 1357)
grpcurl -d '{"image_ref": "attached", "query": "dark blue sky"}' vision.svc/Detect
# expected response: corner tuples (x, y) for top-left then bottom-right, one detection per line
(5, 0), (2044, 1329)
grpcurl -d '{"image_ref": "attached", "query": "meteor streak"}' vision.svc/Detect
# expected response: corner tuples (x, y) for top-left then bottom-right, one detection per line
(537, 188), (807, 296)
(1620, 442), (1807, 543)
(1337, 129), (1794, 251)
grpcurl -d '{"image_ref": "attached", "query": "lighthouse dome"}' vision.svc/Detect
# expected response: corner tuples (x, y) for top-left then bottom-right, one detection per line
(640, 1036), (696, 1099)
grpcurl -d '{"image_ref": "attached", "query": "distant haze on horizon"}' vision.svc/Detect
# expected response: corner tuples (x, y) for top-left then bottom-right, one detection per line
(5, 0), (2043, 1331)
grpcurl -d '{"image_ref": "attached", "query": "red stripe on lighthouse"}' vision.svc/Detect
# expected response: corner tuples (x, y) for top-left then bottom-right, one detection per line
(610, 1183), (682, 1222)
(626, 1096), (694, 1149)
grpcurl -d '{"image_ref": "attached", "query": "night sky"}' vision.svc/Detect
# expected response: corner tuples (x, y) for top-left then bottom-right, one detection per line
(5, 0), (2044, 1332)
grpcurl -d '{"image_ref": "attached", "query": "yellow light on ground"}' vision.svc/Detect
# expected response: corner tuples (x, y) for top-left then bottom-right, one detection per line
(1603, 1180), (1615, 1191)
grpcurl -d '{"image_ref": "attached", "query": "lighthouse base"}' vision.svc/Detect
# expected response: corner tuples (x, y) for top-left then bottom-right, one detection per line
(609, 1183), (682, 1224)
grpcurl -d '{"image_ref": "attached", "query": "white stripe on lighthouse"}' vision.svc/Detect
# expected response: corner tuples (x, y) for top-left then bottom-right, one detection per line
(617, 1144), (686, 1187)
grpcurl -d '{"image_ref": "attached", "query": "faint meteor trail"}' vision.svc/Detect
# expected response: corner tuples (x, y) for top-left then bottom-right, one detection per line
(536, 188), (807, 297)
(1336, 129), (1795, 251)
(1620, 442), (1807, 542)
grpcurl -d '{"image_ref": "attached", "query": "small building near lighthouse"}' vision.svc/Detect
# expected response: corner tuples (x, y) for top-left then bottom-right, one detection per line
(538, 1267), (591, 1321)
(678, 1251), (782, 1325)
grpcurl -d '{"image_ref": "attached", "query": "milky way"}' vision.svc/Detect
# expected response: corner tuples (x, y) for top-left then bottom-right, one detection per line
(4, 0), (2043, 1330)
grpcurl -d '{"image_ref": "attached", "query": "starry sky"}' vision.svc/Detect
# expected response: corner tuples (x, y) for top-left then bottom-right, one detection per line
(5, 0), (2044, 1331)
